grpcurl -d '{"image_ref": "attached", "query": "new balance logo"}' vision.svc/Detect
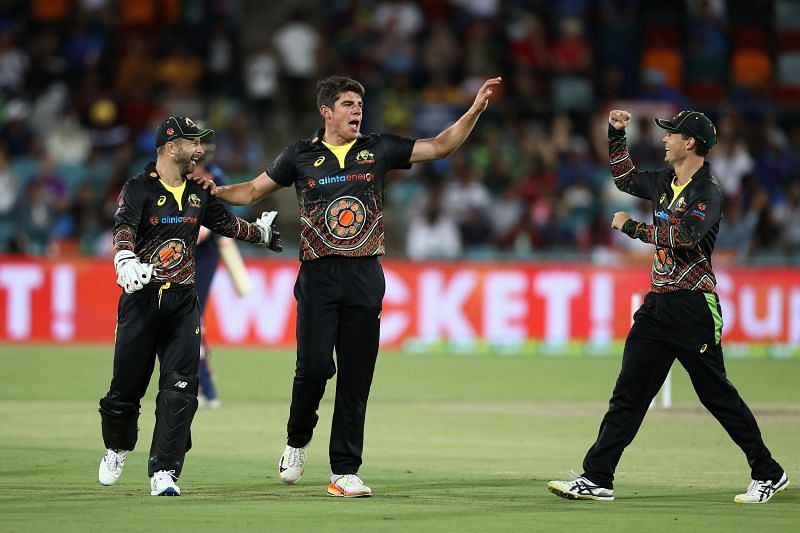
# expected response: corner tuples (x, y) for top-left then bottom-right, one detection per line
(174, 381), (188, 389)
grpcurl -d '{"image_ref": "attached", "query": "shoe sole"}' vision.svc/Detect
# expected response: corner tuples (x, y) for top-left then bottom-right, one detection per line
(327, 483), (372, 498)
(734, 478), (790, 504)
(99, 463), (122, 486)
(547, 482), (614, 501)
(151, 487), (180, 496)
(279, 468), (303, 485)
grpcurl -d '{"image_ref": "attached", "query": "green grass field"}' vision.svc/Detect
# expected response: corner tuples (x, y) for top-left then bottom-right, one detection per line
(1, 345), (798, 532)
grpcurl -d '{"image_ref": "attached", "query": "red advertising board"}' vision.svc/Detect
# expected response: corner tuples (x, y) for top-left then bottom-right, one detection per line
(0, 257), (798, 354)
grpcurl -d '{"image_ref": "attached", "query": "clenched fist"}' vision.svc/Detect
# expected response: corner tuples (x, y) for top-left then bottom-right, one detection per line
(609, 110), (632, 131)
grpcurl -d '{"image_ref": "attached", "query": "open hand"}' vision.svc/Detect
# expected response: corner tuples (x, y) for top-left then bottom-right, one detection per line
(188, 174), (218, 196)
(472, 77), (503, 113)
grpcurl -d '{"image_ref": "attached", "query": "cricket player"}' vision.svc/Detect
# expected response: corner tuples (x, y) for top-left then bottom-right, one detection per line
(97, 116), (282, 496)
(547, 110), (788, 504)
(193, 75), (501, 497)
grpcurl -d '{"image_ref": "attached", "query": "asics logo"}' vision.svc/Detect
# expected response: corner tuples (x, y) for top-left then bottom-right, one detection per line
(700, 344), (708, 353)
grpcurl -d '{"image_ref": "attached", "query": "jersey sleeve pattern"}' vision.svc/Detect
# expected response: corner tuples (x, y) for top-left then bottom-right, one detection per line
(202, 194), (263, 243)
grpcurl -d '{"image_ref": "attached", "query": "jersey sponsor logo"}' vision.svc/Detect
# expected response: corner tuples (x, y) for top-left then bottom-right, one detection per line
(152, 239), (185, 270)
(655, 210), (680, 224)
(318, 173), (375, 186)
(325, 196), (366, 239)
(307, 179), (317, 189)
(160, 215), (198, 224)
(150, 216), (159, 225)
(314, 156), (325, 167)
(690, 209), (706, 220)
(157, 195), (167, 206)
(696, 201), (707, 211)
(187, 193), (201, 208)
(356, 149), (375, 164)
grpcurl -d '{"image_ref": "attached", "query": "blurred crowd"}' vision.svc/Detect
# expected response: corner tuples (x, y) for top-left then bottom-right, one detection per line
(0, 0), (798, 264)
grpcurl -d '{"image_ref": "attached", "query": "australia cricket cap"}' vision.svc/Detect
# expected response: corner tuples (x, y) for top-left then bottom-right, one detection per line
(654, 110), (717, 149)
(155, 116), (214, 147)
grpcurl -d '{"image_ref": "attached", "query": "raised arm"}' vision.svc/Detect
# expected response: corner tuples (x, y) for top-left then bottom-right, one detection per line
(608, 109), (659, 200)
(409, 77), (502, 163)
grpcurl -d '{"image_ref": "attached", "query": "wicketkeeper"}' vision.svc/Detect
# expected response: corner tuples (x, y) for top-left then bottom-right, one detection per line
(97, 116), (282, 496)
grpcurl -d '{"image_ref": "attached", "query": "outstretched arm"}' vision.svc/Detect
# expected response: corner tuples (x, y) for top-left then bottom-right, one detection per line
(409, 77), (502, 163)
(191, 171), (283, 205)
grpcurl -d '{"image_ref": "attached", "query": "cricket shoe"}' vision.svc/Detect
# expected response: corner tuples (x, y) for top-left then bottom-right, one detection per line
(327, 474), (372, 498)
(197, 395), (222, 410)
(734, 472), (789, 504)
(150, 470), (181, 496)
(98, 449), (129, 486)
(548, 475), (614, 501)
(278, 445), (307, 484)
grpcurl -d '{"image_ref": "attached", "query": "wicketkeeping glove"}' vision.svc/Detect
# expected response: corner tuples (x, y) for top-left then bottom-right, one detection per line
(254, 211), (283, 252)
(114, 250), (154, 294)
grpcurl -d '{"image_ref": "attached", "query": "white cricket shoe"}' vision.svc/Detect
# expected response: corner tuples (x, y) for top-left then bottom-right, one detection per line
(197, 395), (222, 410)
(327, 474), (372, 498)
(150, 470), (181, 496)
(278, 445), (308, 484)
(548, 475), (614, 501)
(98, 449), (129, 486)
(734, 472), (789, 504)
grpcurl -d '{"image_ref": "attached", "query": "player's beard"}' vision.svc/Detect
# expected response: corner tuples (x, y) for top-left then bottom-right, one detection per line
(175, 151), (196, 177)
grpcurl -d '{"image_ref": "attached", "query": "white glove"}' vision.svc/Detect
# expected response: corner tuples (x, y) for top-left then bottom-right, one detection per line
(254, 211), (282, 252)
(114, 250), (154, 294)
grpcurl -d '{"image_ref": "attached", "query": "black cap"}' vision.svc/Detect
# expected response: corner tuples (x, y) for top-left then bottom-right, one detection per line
(155, 116), (214, 147)
(654, 111), (717, 149)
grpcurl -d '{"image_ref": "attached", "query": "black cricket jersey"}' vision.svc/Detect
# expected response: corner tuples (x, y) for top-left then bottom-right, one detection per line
(608, 126), (722, 293)
(267, 129), (415, 261)
(113, 162), (262, 285)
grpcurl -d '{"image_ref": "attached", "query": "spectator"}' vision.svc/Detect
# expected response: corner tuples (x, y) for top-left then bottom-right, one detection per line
(0, 144), (18, 217)
(406, 175), (462, 260)
(244, 43), (279, 128)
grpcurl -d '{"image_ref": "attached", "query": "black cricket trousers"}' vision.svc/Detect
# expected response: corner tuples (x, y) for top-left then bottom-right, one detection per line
(287, 255), (385, 475)
(107, 283), (201, 403)
(582, 290), (784, 488)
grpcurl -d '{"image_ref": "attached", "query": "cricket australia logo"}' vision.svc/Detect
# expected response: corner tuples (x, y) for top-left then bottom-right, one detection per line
(356, 149), (375, 164)
(325, 196), (366, 239)
(187, 193), (201, 208)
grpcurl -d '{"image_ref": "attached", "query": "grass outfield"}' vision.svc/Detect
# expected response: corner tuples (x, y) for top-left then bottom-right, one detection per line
(0, 345), (797, 532)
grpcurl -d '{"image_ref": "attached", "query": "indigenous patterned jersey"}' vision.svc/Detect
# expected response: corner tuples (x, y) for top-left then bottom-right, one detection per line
(608, 126), (722, 293)
(113, 162), (263, 285)
(267, 130), (415, 261)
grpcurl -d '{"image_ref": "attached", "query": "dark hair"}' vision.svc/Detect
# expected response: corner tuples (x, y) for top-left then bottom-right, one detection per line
(316, 75), (365, 110)
(681, 134), (710, 157)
